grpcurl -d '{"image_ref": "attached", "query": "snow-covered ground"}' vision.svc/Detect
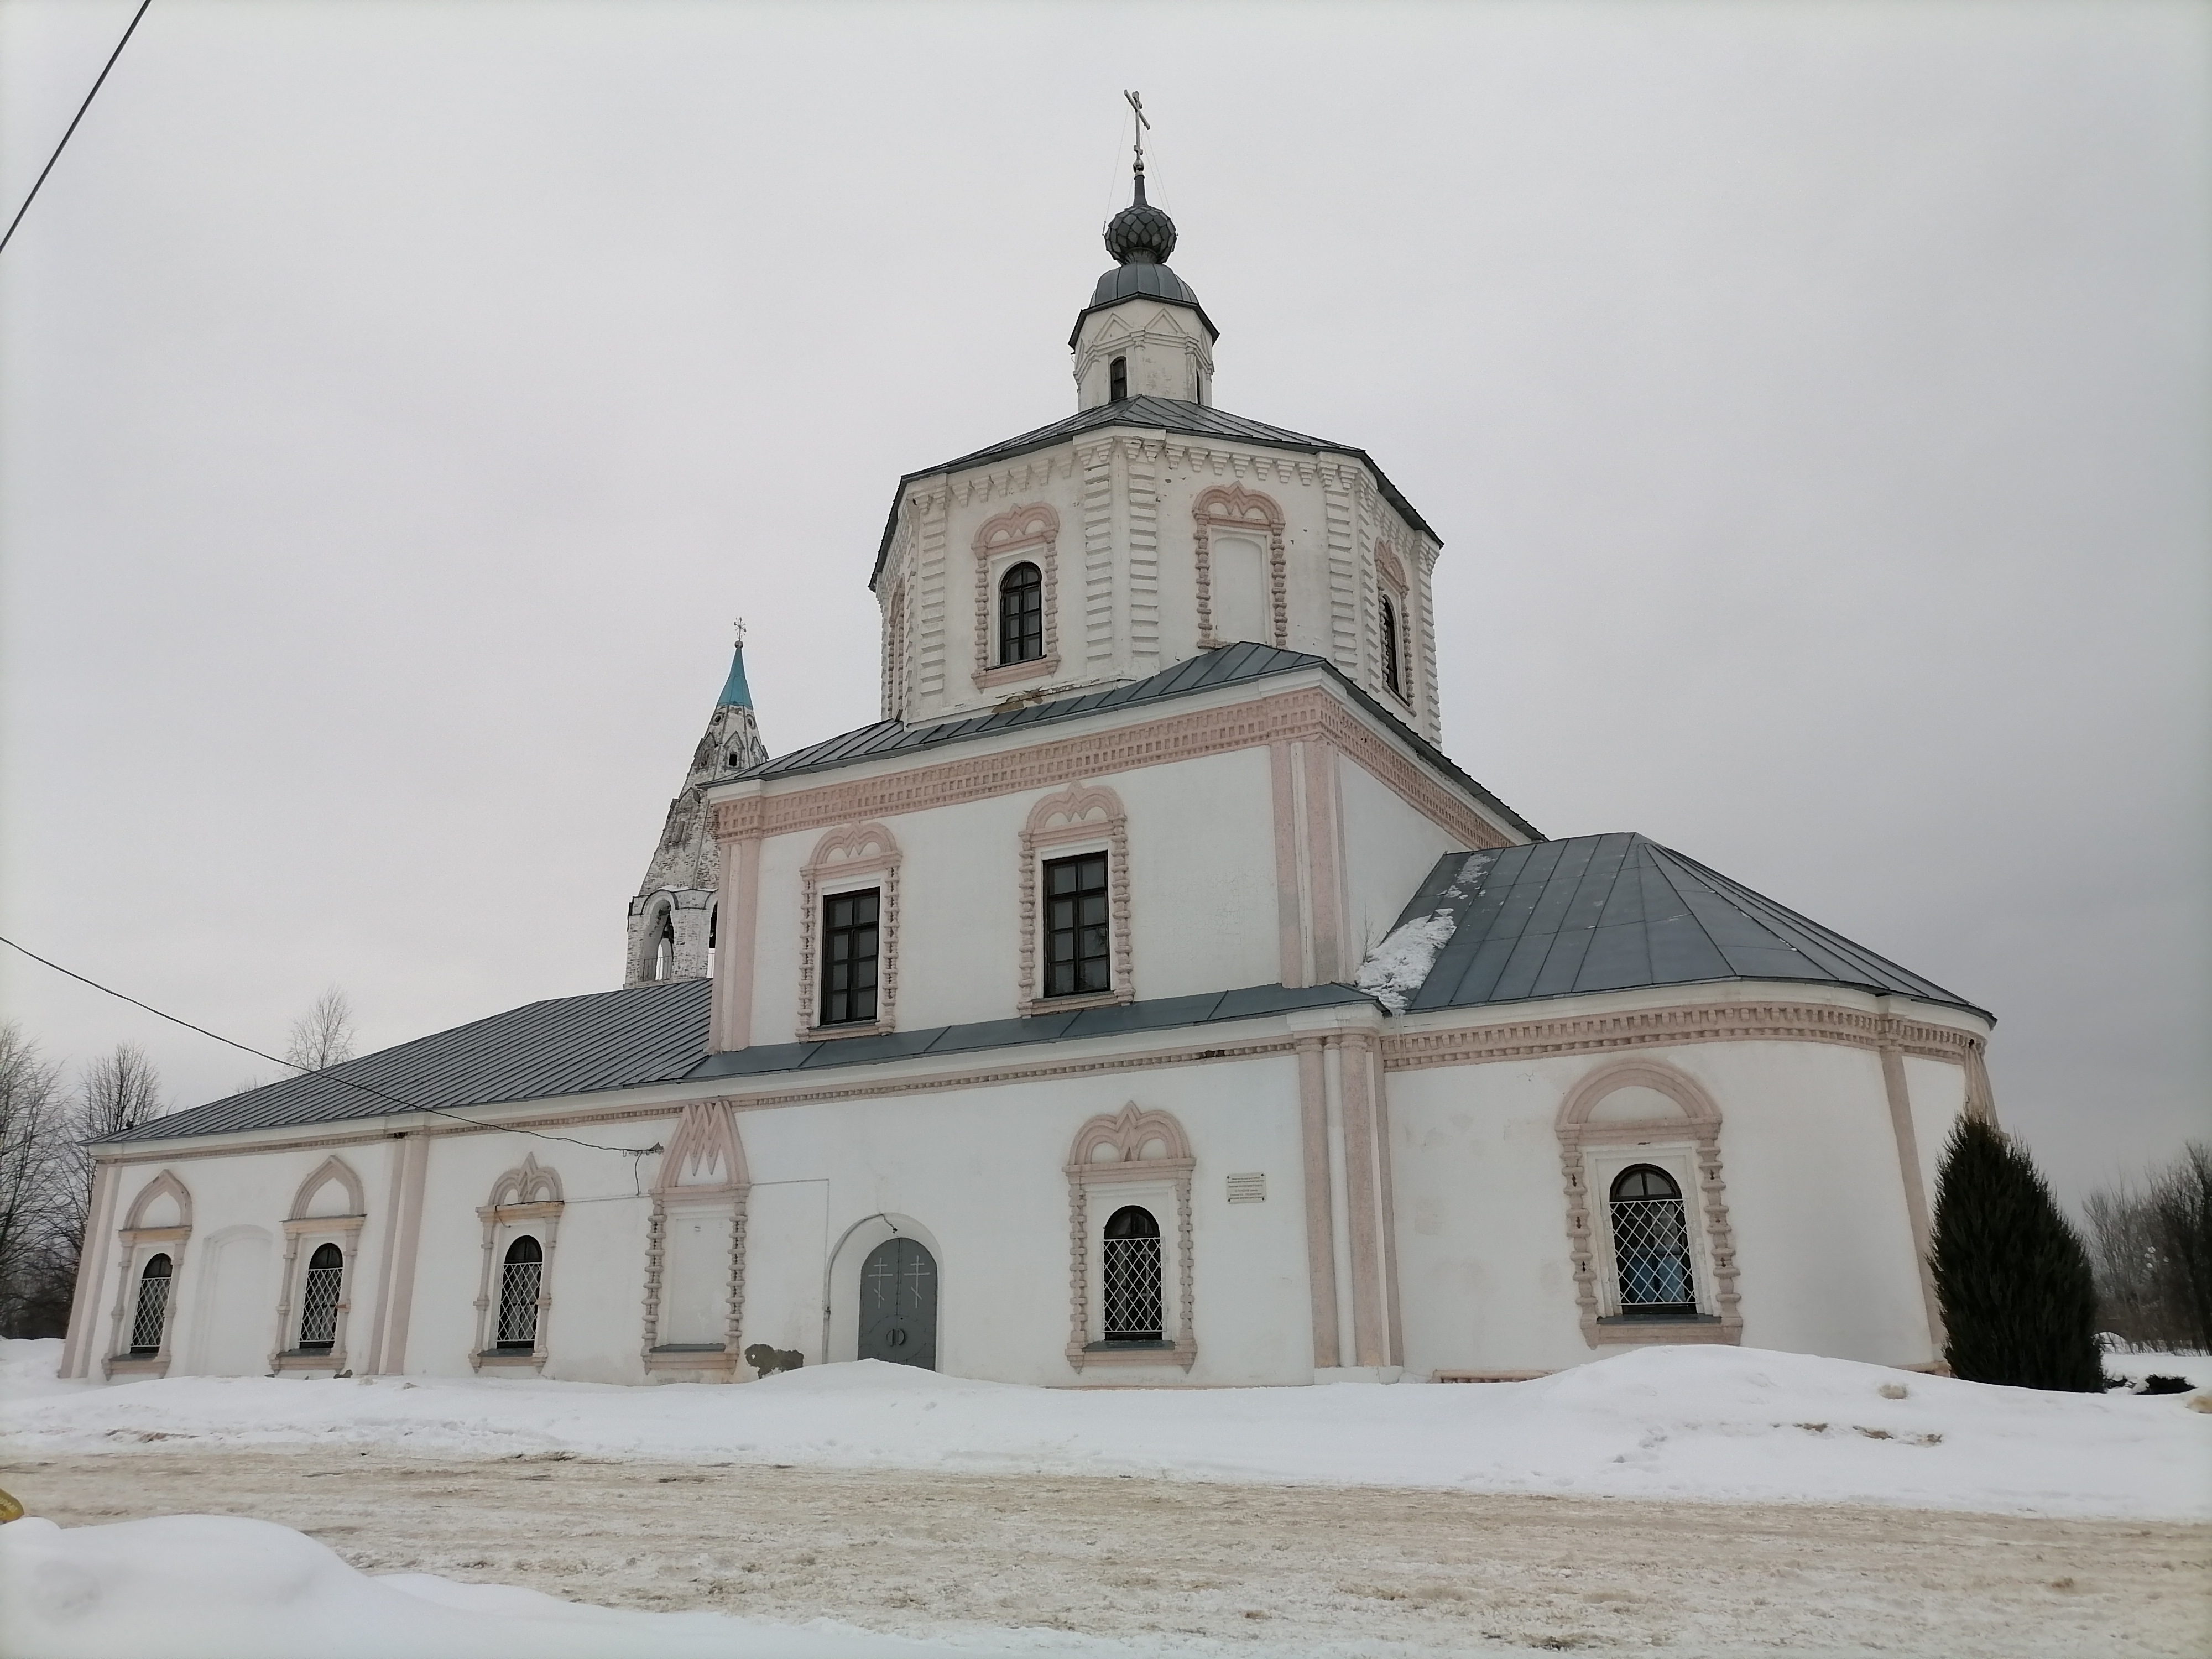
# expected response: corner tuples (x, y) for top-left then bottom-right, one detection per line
(5, 1338), (2205, 1522)
(0, 1512), (1140, 1658)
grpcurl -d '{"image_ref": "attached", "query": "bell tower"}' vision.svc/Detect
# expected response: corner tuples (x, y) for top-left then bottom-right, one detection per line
(625, 622), (768, 987)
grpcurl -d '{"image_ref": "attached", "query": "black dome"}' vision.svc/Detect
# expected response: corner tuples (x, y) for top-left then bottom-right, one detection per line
(1102, 167), (1177, 265)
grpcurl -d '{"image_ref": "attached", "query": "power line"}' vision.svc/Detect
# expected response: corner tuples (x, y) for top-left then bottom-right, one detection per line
(0, 932), (662, 1164)
(0, 0), (155, 258)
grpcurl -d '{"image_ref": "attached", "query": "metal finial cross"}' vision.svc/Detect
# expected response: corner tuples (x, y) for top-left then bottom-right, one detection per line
(1124, 89), (1149, 168)
(732, 614), (746, 648)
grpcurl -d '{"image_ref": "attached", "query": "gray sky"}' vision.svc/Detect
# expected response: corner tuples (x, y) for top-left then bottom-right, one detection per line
(3, 0), (2205, 1206)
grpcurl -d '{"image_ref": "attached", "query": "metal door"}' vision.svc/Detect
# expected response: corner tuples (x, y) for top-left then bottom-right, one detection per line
(857, 1236), (937, 1369)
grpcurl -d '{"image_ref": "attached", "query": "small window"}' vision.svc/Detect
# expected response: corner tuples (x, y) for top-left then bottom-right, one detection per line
(998, 561), (1044, 665)
(820, 888), (881, 1026)
(1380, 594), (1405, 701)
(1042, 852), (1110, 998)
(1610, 1165), (1696, 1316)
(298, 1241), (343, 1352)
(1109, 356), (1128, 402)
(1102, 1206), (1162, 1340)
(129, 1253), (172, 1355)
(497, 1235), (543, 1350)
(651, 909), (675, 983)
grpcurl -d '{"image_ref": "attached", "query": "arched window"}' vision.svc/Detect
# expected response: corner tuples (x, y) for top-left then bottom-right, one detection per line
(497, 1235), (543, 1351)
(297, 1241), (343, 1352)
(651, 909), (675, 983)
(1609, 1165), (1695, 1315)
(998, 561), (1044, 665)
(1109, 356), (1128, 403)
(1380, 594), (1405, 700)
(1101, 1205), (1162, 1342)
(129, 1253), (172, 1355)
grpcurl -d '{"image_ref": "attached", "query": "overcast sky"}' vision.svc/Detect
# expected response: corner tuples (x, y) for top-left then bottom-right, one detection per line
(2, 0), (2204, 1206)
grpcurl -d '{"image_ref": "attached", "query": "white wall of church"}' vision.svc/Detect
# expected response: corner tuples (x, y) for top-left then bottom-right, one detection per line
(1386, 1026), (1957, 1378)
(1335, 756), (1467, 964)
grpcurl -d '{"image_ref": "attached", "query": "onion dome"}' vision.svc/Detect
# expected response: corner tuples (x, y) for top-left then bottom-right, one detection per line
(1103, 163), (1177, 265)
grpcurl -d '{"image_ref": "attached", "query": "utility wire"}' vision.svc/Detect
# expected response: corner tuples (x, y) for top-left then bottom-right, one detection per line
(0, 932), (663, 1164)
(0, 0), (155, 257)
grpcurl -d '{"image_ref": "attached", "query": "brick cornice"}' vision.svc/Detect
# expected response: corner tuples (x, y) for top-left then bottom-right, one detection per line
(1384, 999), (1986, 1071)
(713, 684), (1514, 851)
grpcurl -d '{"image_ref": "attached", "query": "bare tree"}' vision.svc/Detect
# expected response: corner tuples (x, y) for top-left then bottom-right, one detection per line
(2085, 1178), (2168, 1347)
(0, 1024), (70, 1337)
(2147, 1142), (2212, 1353)
(285, 988), (357, 1073)
(2085, 1141), (2212, 1353)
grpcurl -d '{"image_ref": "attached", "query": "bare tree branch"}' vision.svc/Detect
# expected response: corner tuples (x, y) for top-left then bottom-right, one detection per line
(285, 987), (357, 1073)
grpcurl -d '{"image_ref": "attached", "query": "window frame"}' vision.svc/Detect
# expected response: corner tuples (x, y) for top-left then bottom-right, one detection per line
(1063, 1104), (1196, 1372)
(997, 559), (1045, 666)
(273, 1157), (368, 1373)
(797, 822), (903, 1041)
(128, 1253), (173, 1355)
(1108, 355), (1128, 401)
(1040, 851), (1113, 1001)
(972, 503), (1060, 691)
(817, 885), (883, 1027)
(473, 1156), (563, 1373)
(1018, 784), (1134, 1017)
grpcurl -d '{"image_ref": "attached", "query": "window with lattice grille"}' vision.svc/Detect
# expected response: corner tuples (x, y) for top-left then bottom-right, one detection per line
(129, 1254), (171, 1354)
(1101, 1206), (1162, 1341)
(1609, 1165), (1696, 1315)
(297, 1241), (343, 1351)
(497, 1235), (542, 1349)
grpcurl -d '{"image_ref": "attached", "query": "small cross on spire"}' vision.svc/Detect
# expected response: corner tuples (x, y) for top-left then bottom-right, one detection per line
(732, 614), (747, 649)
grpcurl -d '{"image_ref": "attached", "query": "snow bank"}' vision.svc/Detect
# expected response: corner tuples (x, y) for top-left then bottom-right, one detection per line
(0, 1514), (1126, 1658)
(1353, 854), (1483, 1012)
(6, 1340), (2205, 1521)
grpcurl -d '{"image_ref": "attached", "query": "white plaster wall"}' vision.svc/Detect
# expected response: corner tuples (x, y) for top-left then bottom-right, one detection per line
(90, 1147), (395, 1379)
(1901, 1053), (1970, 1206)
(1335, 755), (1468, 963)
(748, 745), (1284, 1039)
(743, 1178), (831, 1361)
(1388, 1031), (1942, 1377)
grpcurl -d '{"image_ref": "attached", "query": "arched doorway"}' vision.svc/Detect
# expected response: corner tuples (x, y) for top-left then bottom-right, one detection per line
(857, 1236), (936, 1369)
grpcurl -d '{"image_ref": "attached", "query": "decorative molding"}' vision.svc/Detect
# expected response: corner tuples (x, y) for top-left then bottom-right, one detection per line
(1191, 485), (1287, 651)
(1555, 1060), (1741, 1350)
(105, 1168), (193, 1380)
(470, 1155), (563, 1374)
(796, 821), (903, 1041)
(712, 685), (1516, 859)
(1385, 999), (1990, 1072)
(287, 1155), (366, 1222)
(1018, 782), (1134, 1016)
(640, 1100), (750, 1381)
(971, 502), (1061, 691)
(1374, 543), (1409, 593)
(121, 1167), (194, 1232)
(1063, 1104), (1197, 1373)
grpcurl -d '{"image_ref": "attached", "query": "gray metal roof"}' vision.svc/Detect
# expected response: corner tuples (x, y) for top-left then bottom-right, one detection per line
(102, 979), (716, 1145)
(737, 640), (1542, 843)
(870, 396), (1436, 589)
(102, 978), (1375, 1146)
(1378, 833), (1987, 1019)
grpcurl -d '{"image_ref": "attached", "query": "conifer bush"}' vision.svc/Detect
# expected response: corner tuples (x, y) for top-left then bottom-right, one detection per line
(1928, 1116), (2103, 1390)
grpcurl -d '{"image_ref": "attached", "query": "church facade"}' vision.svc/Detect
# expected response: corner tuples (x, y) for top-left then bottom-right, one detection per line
(60, 156), (1995, 1391)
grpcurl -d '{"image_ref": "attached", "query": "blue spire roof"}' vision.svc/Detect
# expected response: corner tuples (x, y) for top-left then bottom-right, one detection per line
(716, 640), (753, 708)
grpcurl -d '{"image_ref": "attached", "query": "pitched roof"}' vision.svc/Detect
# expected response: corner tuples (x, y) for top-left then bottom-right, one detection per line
(100, 979), (1375, 1146)
(870, 395), (1436, 588)
(738, 640), (1542, 842)
(102, 979), (717, 1145)
(1369, 833), (1986, 1019)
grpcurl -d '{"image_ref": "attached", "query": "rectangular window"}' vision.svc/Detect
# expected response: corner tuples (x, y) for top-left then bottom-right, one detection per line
(1042, 852), (1111, 998)
(819, 888), (880, 1026)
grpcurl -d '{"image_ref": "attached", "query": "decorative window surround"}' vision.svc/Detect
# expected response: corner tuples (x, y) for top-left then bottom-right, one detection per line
(640, 1100), (750, 1380)
(1374, 544), (1412, 711)
(712, 685), (1519, 861)
(971, 503), (1061, 690)
(1192, 485), (1286, 651)
(103, 1169), (194, 1380)
(1064, 1104), (1196, 1372)
(1556, 1061), (1741, 1349)
(471, 1156), (563, 1373)
(268, 1156), (367, 1373)
(796, 821), (903, 1041)
(1019, 783), (1134, 1018)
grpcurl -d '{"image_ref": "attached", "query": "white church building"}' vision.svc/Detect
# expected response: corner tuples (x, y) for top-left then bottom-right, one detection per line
(61, 152), (1997, 1391)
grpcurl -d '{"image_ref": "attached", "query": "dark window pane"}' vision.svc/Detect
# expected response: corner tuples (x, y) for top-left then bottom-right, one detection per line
(999, 561), (1044, 665)
(819, 887), (881, 1025)
(1042, 853), (1112, 997)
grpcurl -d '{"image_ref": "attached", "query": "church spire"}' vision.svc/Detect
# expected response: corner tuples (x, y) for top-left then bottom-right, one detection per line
(624, 619), (770, 987)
